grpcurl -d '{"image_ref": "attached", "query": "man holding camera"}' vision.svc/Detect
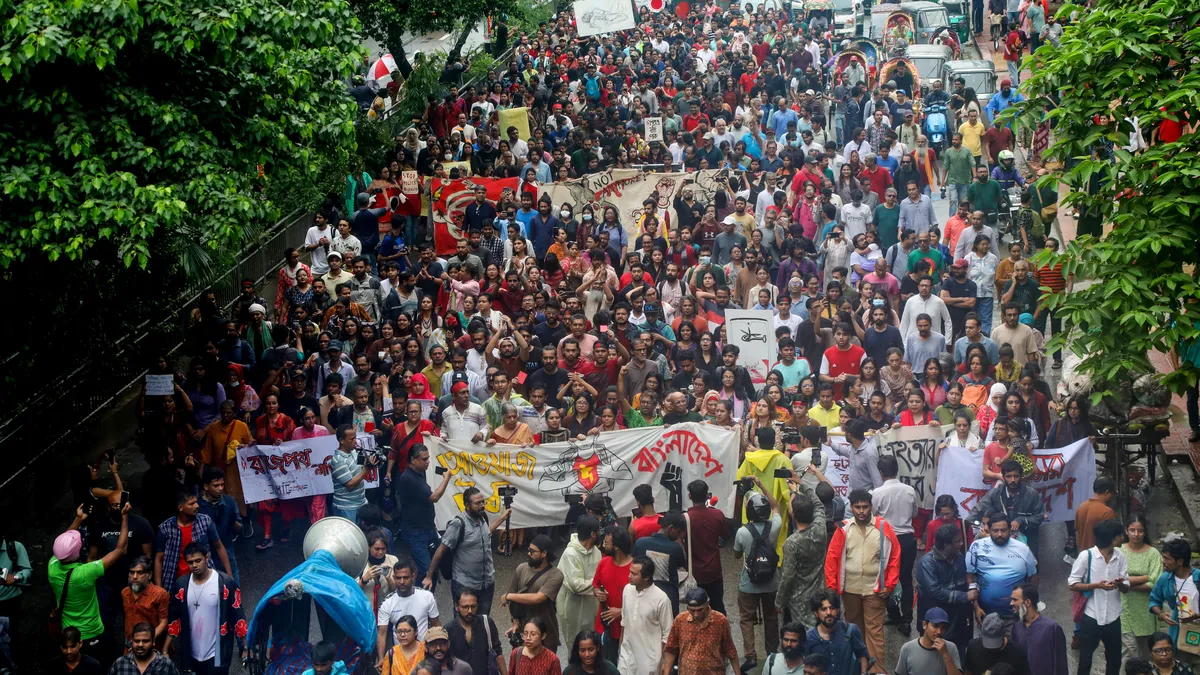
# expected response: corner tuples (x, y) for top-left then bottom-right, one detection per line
(501, 535), (564, 653)
(423, 486), (510, 614)
(329, 424), (375, 523)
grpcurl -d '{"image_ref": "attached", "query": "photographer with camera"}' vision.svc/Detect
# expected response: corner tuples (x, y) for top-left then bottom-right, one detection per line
(423, 487), (510, 615)
(329, 424), (376, 523)
(501, 535), (565, 654)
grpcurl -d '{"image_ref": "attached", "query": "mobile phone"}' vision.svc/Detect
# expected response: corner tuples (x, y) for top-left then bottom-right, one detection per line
(119, 491), (129, 510)
(599, 325), (609, 333)
(103, 449), (116, 464)
(631, 508), (640, 518)
(773, 468), (792, 479)
(435, 466), (448, 475)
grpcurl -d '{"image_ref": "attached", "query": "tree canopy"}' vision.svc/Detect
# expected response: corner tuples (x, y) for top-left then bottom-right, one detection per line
(0, 0), (364, 272)
(1016, 0), (1200, 395)
(349, 0), (524, 75)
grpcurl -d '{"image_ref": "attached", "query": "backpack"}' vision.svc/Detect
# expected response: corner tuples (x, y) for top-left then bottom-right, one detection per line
(435, 515), (470, 581)
(745, 521), (779, 584)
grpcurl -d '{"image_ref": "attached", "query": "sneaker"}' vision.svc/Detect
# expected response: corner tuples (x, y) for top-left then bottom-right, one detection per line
(255, 538), (274, 552)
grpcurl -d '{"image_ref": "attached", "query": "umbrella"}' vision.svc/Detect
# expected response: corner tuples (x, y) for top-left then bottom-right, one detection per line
(366, 53), (398, 89)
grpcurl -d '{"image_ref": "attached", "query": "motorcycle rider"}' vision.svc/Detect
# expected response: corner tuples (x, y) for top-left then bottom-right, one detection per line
(989, 150), (1025, 192)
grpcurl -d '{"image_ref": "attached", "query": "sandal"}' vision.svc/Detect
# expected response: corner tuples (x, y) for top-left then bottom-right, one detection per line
(279, 527), (291, 544)
(256, 538), (274, 552)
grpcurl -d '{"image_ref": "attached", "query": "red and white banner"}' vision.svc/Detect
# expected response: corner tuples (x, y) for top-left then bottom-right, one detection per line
(430, 176), (520, 256)
(935, 439), (1096, 521)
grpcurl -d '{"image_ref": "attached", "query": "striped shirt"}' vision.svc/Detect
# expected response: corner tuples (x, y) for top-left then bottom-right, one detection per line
(329, 449), (366, 511)
(1036, 263), (1067, 294)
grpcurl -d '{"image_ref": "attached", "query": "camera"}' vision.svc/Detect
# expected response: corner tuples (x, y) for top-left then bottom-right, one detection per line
(508, 630), (524, 648)
(736, 477), (755, 494)
(564, 493), (583, 505)
(356, 448), (384, 466)
(499, 485), (518, 507)
(780, 427), (803, 449)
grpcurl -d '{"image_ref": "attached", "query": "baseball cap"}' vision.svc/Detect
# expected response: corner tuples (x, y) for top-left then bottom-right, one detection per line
(924, 607), (950, 625)
(805, 89), (815, 96)
(553, 103), (563, 110)
(703, 131), (715, 140)
(290, 369), (307, 379)
(425, 626), (450, 643)
(1001, 78), (1013, 87)
(452, 371), (470, 385)
(326, 339), (343, 352)
(952, 259), (968, 268)
(980, 613), (1006, 649)
(327, 250), (344, 260)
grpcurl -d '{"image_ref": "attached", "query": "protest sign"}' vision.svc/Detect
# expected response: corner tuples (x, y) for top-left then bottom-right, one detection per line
(498, 107), (532, 141)
(145, 374), (175, 396)
(934, 439), (1095, 522)
(874, 425), (941, 510)
(724, 310), (776, 386)
(644, 116), (663, 143)
(422, 423), (739, 529)
(237, 433), (381, 504)
(431, 176), (521, 255)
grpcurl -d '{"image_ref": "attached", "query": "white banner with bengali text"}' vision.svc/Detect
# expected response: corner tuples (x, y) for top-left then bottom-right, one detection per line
(873, 425), (942, 510)
(236, 433), (381, 504)
(934, 439), (1095, 522)
(423, 424), (739, 529)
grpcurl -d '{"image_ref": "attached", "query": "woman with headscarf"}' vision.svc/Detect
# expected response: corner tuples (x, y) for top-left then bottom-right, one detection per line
(202, 400), (254, 518)
(976, 382), (1006, 441)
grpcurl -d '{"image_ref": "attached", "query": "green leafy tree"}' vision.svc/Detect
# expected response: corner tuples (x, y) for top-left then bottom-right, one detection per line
(0, 0), (364, 272)
(1015, 0), (1200, 398)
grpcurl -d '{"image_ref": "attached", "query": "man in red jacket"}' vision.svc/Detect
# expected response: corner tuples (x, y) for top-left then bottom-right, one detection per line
(825, 488), (901, 674)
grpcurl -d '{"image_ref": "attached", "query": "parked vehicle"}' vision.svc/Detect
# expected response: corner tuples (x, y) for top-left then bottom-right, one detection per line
(905, 44), (954, 88)
(899, 1), (953, 43)
(942, 60), (998, 110)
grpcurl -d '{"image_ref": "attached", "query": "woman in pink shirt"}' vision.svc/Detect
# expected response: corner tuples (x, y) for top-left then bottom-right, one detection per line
(292, 406), (331, 521)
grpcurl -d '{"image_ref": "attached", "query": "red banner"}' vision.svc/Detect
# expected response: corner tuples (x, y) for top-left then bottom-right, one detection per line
(431, 177), (520, 256)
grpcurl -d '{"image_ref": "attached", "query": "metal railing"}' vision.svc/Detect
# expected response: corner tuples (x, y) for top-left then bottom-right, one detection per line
(0, 209), (311, 508)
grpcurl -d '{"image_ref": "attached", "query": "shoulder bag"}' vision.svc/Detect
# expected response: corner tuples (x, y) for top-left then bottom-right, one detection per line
(679, 513), (696, 596)
(482, 614), (502, 675)
(509, 567), (552, 621)
(47, 568), (74, 639)
(1070, 550), (1091, 624)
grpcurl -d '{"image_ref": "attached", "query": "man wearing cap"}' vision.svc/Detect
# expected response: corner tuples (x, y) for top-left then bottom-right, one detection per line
(660, 588), (739, 675)
(321, 251), (353, 292)
(697, 131), (723, 167)
(963, 613), (1031, 675)
(314, 340), (356, 396)
(714, 217), (748, 268)
(424, 627), (470, 675)
(895, 608), (963, 675)
(49, 503), (132, 665)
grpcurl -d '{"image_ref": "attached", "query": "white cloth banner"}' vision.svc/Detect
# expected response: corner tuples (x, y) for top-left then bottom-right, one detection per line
(934, 439), (1096, 522)
(644, 116), (663, 143)
(236, 433), (381, 504)
(724, 310), (777, 385)
(539, 169), (728, 250)
(574, 0), (637, 36)
(873, 425), (941, 510)
(423, 423), (739, 529)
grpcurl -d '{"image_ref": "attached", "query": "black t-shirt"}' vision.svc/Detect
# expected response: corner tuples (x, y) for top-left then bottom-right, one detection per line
(526, 367), (570, 407)
(51, 656), (104, 675)
(899, 274), (922, 299)
(448, 615), (504, 675)
(87, 513), (154, 588)
(963, 639), (1031, 675)
(533, 320), (567, 348)
(278, 389), (320, 426)
(941, 277), (979, 324)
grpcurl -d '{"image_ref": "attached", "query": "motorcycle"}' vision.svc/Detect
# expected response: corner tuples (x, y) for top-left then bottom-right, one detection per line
(923, 103), (948, 152)
(996, 185), (1024, 246)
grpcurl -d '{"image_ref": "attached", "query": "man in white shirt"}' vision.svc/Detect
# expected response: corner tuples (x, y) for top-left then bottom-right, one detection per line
(755, 174), (786, 225)
(711, 119), (736, 152)
(838, 191), (873, 240)
(618, 556), (675, 675)
(1066, 519), (1128, 675)
(900, 276), (954, 346)
(376, 559), (442, 665)
(505, 127), (529, 162)
(452, 113), (477, 144)
(304, 212), (334, 276)
(773, 295), (803, 342)
(872, 456), (920, 635)
(843, 128), (872, 163)
(439, 379), (488, 442)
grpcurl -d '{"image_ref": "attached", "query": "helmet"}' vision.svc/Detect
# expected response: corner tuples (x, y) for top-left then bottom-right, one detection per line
(746, 492), (771, 522)
(998, 150), (1015, 162)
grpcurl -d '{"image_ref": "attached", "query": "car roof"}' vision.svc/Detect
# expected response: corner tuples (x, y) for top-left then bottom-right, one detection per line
(907, 45), (953, 56)
(943, 59), (995, 71)
(899, 1), (944, 9)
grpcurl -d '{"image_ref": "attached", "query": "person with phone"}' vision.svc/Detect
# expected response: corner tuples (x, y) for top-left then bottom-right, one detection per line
(86, 490), (155, 636)
(1067, 519), (1129, 675)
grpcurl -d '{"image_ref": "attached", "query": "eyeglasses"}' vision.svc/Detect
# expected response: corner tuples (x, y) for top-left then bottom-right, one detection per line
(1152, 648), (1173, 655)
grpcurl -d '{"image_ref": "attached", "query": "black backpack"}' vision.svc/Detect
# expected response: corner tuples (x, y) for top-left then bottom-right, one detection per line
(435, 514), (486, 581)
(745, 521), (778, 584)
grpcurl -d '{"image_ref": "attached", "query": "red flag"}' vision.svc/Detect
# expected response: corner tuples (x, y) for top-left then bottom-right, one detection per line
(431, 176), (520, 257)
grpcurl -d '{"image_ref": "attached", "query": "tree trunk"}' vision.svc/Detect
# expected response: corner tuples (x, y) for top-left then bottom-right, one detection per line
(447, 21), (476, 63)
(387, 29), (413, 79)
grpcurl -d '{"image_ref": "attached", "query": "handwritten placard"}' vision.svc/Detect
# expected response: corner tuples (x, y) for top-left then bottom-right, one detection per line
(146, 374), (175, 396)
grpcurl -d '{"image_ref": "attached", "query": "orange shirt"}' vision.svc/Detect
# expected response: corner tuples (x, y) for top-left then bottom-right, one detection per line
(1074, 497), (1116, 551)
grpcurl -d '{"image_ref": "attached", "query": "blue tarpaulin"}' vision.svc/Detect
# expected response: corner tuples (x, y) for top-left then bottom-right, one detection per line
(247, 550), (376, 653)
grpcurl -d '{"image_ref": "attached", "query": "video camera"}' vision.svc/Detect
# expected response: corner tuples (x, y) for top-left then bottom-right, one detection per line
(499, 485), (518, 507)
(356, 447), (385, 466)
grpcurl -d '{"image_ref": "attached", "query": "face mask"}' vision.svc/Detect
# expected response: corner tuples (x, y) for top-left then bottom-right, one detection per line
(582, 213), (593, 221)
(444, 152), (452, 160)
(699, 256), (711, 265)
(560, 210), (571, 219)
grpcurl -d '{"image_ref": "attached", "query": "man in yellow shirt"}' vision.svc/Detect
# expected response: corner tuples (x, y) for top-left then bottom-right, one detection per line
(810, 382), (843, 429)
(957, 108), (985, 163)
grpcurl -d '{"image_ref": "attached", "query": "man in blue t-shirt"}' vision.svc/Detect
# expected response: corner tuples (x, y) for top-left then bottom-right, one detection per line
(773, 337), (813, 391)
(965, 513), (1037, 619)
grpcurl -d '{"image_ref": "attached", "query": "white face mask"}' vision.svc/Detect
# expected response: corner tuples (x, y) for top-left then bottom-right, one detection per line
(560, 210), (571, 219)
(582, 214), (593, 221)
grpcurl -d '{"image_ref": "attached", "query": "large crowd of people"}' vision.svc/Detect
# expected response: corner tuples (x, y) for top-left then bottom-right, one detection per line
(2, 2), (1195, 675)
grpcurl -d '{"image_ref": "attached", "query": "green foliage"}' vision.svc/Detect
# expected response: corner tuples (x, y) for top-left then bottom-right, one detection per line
(512, 0), (558, 36)
(349, 0), (523, 66)
(0, 0), (364, 271)
(465, 49), (496, 82)
(1014, 0), (1200, 395)
(389, 53), (447, 127)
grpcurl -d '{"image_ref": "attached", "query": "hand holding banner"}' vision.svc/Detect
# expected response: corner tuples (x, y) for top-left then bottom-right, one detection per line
(934, 439), (1095, 521)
